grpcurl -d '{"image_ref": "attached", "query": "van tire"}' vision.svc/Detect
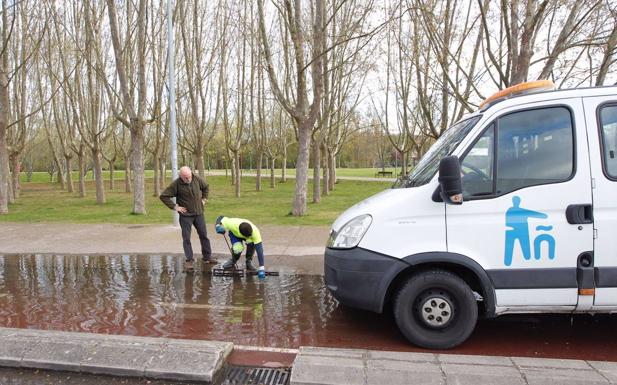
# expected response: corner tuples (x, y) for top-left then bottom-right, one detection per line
(394, 269), (477, 349)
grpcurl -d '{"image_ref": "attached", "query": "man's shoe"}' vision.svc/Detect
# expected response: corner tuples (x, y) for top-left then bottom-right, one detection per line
(222, 258), (236, 269)
(245, 259), (257, 272)
(185, 260), (194, 271)
(202, 256), (217, 264)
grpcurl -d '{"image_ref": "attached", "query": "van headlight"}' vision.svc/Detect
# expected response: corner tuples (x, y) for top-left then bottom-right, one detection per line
(327, 214), (372, 249)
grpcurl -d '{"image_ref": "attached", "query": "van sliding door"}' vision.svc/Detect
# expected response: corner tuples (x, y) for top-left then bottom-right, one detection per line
(584, 98), (617, 308)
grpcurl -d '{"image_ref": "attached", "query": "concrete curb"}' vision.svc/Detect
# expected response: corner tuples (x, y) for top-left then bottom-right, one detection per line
(290, 347), (617, 385)
(0, 327), (232, 383)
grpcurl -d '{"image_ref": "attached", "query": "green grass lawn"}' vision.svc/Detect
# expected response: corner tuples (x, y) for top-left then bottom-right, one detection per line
(5, 175), (392, 226)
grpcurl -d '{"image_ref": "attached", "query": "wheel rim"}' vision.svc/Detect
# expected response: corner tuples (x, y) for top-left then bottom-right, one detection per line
(415, 290), (454, 329)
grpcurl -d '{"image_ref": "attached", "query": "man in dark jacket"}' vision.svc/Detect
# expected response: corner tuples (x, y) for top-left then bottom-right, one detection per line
(160, 166), (215, 270)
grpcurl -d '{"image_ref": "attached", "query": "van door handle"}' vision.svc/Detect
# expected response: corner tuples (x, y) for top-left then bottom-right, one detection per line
(566, 204), (593, 224)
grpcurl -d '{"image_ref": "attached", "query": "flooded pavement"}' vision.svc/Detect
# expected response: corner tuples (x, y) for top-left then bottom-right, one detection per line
(0, 254), (616, 361)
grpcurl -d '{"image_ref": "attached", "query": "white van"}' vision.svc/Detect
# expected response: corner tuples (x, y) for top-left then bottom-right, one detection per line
(325, 82), (617, 349)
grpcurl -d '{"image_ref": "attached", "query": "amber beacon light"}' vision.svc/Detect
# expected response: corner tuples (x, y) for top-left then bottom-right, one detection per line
(480, 80), (556, 109)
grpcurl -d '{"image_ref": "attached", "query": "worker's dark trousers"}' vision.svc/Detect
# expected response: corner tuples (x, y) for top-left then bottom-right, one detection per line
(180, 214), (212, 261)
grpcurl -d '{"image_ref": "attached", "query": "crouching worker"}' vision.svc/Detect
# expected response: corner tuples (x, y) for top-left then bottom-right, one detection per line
(215, 216), (266, 279)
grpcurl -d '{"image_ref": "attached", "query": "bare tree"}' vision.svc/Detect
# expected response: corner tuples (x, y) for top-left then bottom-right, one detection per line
(144, 0), (168, 197)
(0, 0), (48, 213)
(595, 9), (617, 86)
(177, 0), (219, 179)
(105, 0), (155, 214)
(316, 0), (374, 199)
(476, 0), (605, 88)
(218, 2), (245, 198)
(257, 0), (325, 215)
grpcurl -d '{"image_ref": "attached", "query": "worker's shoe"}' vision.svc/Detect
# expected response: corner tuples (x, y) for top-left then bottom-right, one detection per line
(245, 259), (257, 272)
(222, 257), (239, 269)
(184, 260), (194, 271)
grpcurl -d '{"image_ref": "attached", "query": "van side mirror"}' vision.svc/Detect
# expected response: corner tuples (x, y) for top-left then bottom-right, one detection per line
(438, 156), (463, 205)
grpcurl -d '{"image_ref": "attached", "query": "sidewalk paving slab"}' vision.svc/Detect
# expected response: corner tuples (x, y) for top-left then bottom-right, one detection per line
(290, 347), (617, 385)
(590, 361), (617, 383)
(0, 327), (232, 384)
(520, 367), (609, 385)
(440, 363), (524, 385)
(367, 358), (443, 385)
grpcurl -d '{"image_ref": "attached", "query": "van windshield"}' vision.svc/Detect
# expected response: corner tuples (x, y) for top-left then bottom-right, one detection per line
(396, 116), (481, 188)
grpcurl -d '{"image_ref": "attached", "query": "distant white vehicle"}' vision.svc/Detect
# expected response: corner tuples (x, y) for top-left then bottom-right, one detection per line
(325, 81), (617, 349)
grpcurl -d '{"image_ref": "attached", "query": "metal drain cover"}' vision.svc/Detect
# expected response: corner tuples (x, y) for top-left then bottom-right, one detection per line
(220, 365), (290, 385)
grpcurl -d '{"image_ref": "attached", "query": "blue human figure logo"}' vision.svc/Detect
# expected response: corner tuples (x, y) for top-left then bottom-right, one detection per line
(504, 196), (551, 266)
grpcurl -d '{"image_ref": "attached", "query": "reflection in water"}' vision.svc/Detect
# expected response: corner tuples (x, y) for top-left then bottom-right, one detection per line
(0, 254), (361, 348)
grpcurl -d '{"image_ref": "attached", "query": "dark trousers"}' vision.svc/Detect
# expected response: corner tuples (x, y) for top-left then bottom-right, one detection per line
(229, 232), (265, 266)
(179, 214), (212, 261)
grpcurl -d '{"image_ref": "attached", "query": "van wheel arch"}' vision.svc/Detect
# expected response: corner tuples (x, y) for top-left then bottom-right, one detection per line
(385, 252), (496, 318)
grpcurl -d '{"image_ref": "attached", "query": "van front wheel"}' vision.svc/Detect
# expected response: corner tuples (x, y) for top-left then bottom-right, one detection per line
(394, 270), (477, 349)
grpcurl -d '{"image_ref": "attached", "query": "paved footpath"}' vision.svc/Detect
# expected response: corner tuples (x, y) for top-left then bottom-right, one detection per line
(1, 222), (616, 384)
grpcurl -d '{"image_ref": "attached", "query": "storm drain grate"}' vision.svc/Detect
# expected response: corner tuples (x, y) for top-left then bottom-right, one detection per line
(220, 365), (290, 385)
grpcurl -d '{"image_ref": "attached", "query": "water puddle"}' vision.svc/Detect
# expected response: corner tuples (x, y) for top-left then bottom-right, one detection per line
(0, 254), (390, 349)
(1, 254), (616, 361)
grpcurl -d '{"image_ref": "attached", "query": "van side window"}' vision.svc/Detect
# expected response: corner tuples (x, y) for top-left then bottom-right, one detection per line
(461, 107), (574, 199)
(599, 105), (617, 178)
(496, 107), (574, 195)
(461, 125), (494, 198)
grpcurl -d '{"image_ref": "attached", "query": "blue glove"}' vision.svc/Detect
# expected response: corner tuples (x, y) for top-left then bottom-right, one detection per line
(258, 269), (266, 280)
(215, 224), (225, 234)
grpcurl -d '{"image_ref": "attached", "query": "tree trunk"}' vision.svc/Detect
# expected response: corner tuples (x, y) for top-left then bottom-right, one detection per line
(152, 151), (159, 196)
(109, 160), (115, 190)
(65, 156), (74, 193)
(7, 170), (12, 203)
(234, 152), (240, 198)
(327, 150), (336, 191)
(130, 123), (146, 214)
(293, 124), (311, 215)
(50, 148), (65, 190)
(124, 159), (132, 193)
(195, 148), (205, 178)
(282, 145), (287, 182)
(256, 151), (262, 191)
(0, 72), (9, 214)
(322, 144), (329, 196)
(10, 154), (19, 199)
(92, 149), (105, 203)
(159, 158), (166, 189)
(270, 156), (275, 188)
(596, 23), (617, 86)
(312, 140), (320, 203)
(78, 149), (86, 197)
(230, 156), (236, 185)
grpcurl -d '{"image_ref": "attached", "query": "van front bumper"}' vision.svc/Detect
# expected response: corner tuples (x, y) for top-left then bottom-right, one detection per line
(324, 247), (410, 313)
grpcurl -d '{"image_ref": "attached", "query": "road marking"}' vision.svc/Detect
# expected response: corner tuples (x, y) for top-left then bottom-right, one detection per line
(159, 302), (251, 311)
